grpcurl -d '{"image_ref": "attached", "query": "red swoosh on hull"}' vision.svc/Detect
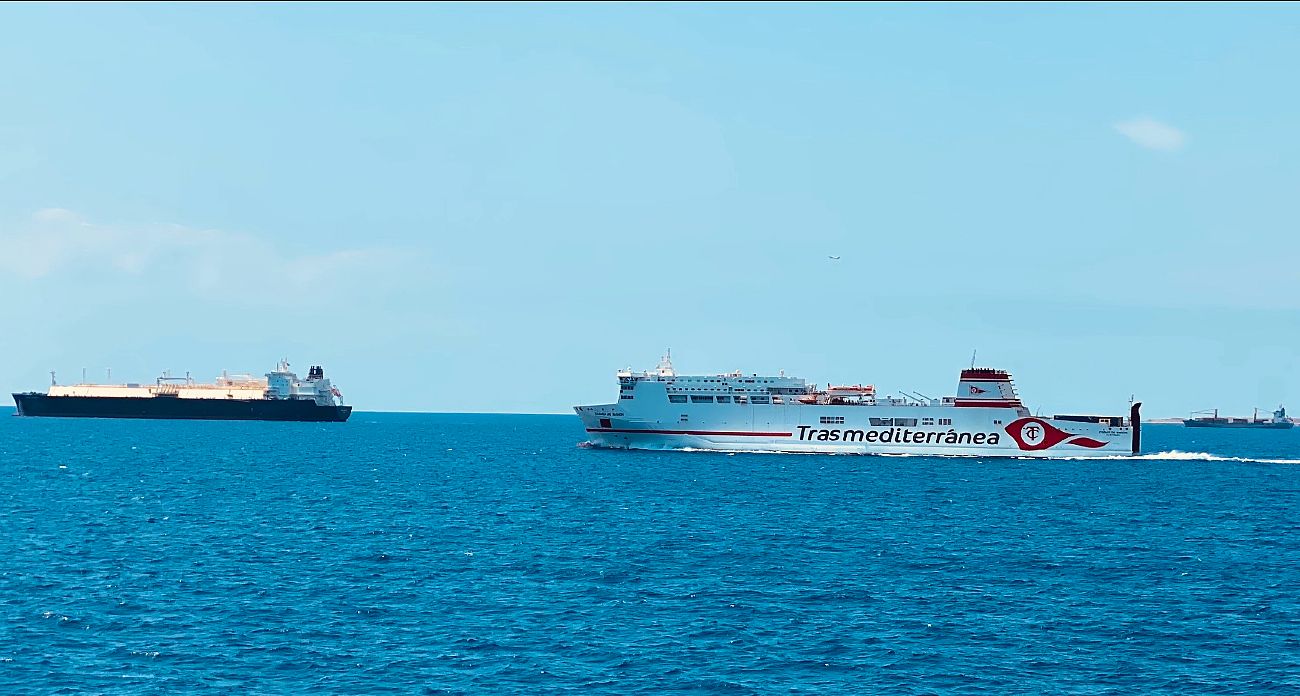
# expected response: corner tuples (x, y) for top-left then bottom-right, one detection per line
(1004, 418), (1110, 451)
(587, 428), (792, 437)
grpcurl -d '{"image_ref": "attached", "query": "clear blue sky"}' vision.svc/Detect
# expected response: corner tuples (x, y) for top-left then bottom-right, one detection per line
(1, 4), (1297, 416)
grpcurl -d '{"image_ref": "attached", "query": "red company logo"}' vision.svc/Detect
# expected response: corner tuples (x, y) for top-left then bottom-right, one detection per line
(969, 385), (987, 395)
(1004, 417), (1107, 451)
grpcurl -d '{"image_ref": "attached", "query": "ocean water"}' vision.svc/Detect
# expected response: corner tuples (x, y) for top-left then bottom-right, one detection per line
(2, 413), (1299, 694)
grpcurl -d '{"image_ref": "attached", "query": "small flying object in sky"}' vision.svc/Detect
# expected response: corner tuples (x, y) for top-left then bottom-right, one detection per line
(828, 255), (841, 260)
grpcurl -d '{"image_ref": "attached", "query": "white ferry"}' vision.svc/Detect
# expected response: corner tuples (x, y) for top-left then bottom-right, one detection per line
(575, 354), (1140, 457)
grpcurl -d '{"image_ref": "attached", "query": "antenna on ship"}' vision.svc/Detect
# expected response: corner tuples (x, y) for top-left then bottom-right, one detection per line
(82, 367), (86, 384)
(107, 368), (111, 383)
(656, 349), (676, 378)
(50, 371), (56, 386)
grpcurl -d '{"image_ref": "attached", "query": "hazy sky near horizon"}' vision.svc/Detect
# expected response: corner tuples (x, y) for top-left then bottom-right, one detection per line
(1, 4), (1298, 416)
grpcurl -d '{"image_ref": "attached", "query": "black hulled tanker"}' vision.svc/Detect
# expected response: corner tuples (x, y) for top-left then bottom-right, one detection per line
(12, 361), (351, 422)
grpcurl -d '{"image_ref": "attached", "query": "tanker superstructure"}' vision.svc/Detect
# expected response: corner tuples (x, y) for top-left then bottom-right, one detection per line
(575, 354), (1140, 457)
(12, 360), (351, 422)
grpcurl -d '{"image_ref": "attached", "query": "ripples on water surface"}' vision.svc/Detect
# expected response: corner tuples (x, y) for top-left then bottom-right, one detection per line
(2, 413), (1299, 694)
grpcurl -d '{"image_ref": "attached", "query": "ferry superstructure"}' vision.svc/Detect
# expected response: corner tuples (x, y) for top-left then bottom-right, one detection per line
(575, 354), (1140, 457)
(12, 360), (351, 422)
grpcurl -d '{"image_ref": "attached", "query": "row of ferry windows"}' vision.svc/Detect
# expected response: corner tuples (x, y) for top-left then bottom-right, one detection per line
(661, 387), (763, 392)
(819, 416), (921, 426)
(818, 416), (954, 426)
(667, 394), (773, 404)
(663, 396), (952, 425)
(812, 417), (926, 426)
(660, 388), (805, 396)
(676, 378), (776, 384)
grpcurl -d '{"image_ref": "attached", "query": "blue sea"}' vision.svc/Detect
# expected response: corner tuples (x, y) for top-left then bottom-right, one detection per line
(2, 412), (1299, 694)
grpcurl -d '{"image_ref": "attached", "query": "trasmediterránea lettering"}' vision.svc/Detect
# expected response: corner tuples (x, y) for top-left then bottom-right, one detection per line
(795, 425), (1001, 445)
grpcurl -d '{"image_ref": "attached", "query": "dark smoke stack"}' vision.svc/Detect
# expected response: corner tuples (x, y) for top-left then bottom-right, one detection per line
(1131, 401), (1142, 455)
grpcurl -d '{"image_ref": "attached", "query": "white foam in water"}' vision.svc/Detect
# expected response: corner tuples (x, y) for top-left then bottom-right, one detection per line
(1088, 450), (1300, 465)
(583, 442), (1300, 464)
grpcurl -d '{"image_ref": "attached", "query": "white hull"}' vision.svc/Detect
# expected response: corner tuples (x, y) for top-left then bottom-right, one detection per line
(577, 405), (1131, 458)
(575, 358), (1138, 459)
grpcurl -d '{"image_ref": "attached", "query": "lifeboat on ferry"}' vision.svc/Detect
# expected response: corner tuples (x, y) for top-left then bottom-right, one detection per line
(824, 384), (874, 405)
(827, 385), (875, 396)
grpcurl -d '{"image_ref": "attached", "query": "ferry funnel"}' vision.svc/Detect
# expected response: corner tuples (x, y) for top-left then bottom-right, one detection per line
(1131, 402), (1142, 454)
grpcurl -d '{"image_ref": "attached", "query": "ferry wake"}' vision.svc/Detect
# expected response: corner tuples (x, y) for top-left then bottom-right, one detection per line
(575, 354), (1140, 457)
(13, 360), (351, 422)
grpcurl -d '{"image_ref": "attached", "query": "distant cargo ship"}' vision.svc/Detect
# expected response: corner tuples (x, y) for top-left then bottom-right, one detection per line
(576, 353), (1141, 457)
(1183, 407), (1293, 430)
(12, 360), (351, 422)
